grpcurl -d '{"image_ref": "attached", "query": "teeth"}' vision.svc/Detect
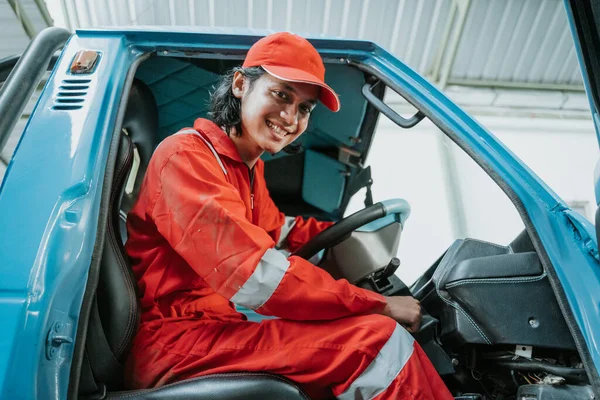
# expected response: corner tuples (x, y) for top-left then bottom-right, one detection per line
(267, 120), (287, 137)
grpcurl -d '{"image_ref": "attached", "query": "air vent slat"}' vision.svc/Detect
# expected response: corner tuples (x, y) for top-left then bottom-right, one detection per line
(53, 79), (90, 111)
(60, 85), (90, 90)
(57, 91), (87, 97)
(63, 79), (91, 84)
(53, 105), (83, 111)
(56, 98), (85, 103)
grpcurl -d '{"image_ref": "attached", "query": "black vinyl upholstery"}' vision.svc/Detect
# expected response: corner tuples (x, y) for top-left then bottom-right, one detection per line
(119, 80), (159, 215)
(82, 89), (145, 392)
(80, 80), (310, 399)
(105, 373), (309, 400)
(423, 238), (576, 350)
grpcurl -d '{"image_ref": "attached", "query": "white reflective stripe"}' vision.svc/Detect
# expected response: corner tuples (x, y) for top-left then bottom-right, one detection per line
(277, 248), (291, 258)
(175, 129), (227, 175)
(276, 216), (297, 248)
(230, 247), (290, 310)
(338, 324), (415, 400)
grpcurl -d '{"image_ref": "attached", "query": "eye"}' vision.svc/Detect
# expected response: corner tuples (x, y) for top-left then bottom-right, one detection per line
(300, 105), (313, 115)
(274, 90), (289, 101)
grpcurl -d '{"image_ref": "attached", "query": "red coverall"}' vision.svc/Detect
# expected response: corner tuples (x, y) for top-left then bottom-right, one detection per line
(125, 118), (452, 399)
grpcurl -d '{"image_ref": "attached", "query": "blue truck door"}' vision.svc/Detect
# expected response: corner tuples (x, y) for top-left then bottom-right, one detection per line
(565, 0), (600, 240)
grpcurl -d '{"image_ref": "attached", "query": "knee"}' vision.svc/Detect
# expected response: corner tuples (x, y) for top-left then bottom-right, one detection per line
(357, 314), (398, 334)
(343, 314), (400, 354)
(331, 317), (417, 398)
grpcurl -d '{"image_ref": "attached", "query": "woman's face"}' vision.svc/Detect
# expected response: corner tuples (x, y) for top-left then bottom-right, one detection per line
(233, 71), (320, 155)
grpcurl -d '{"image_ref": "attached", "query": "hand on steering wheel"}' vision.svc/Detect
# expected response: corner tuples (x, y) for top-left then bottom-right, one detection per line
(292, 199), (411, 261)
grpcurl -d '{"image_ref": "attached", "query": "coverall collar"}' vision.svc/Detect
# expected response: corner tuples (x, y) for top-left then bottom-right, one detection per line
(193, 118), (243, 163)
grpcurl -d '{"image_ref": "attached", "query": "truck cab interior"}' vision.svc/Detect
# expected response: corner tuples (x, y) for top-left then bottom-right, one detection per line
(0, 34), (593, 398)
(72, 52), (591, 399)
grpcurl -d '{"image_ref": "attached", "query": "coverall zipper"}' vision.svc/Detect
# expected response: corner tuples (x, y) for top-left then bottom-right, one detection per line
(247, 165), (255, 210)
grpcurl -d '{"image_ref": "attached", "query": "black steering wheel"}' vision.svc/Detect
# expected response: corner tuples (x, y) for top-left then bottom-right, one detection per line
(292, 199), (411, 260)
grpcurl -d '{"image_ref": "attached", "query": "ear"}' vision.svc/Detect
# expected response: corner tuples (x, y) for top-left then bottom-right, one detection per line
(231, 71), (245, 99)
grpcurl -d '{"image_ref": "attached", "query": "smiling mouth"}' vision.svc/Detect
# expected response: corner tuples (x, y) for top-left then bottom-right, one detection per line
(266, 120), (294, 138)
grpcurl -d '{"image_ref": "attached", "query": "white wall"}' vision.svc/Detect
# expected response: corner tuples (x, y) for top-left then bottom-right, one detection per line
(486, 117), (597, 218)
(348, 110), (597, 285)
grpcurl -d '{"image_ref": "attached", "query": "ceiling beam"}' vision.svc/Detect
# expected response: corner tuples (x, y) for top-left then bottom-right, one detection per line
(447, 77), (585, 92)
(430, 0), (457, 83)
(7, 0), (37, 39)
(437, 0), (471, 90)
(34, 0), (54, 27)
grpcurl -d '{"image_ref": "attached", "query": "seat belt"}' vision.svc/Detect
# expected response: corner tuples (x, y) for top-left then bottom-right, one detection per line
(346, 166), (374, 208)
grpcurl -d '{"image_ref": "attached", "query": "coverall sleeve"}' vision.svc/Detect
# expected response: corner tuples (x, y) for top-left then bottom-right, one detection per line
(284, 216), (334, 253)
(151, 147), (386, 321)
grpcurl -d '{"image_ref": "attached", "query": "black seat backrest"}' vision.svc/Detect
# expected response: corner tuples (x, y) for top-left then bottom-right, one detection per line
(119, 81), (158, 216)
(81, 80), (158, 394)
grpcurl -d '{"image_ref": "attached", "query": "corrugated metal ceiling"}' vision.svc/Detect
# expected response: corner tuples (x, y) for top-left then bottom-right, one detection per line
(1, 0), (586, 91)
(451, 0), (582, 89)
(47, 0), (583, 91)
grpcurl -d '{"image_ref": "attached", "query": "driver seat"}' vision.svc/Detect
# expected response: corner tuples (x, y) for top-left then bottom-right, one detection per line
(78, 80), (310, 399)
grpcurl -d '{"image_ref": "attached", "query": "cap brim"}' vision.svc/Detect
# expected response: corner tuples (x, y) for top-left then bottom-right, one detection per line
(262, 65), (340, 112)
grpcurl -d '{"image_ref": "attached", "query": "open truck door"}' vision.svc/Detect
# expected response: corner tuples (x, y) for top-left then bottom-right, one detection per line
(565, 0), (600, 244)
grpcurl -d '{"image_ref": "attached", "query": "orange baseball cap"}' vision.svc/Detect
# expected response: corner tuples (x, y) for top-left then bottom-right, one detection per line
(242, 32), (340, 112)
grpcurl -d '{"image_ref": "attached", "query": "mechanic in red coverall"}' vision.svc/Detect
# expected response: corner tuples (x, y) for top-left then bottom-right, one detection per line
(125, 32), (453, 400)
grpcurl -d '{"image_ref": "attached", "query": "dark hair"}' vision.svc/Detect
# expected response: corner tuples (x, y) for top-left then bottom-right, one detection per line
(209, 66), (265, 136)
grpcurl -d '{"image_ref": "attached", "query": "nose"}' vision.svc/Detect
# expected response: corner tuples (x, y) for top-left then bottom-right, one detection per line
(280, 104), (298, 127)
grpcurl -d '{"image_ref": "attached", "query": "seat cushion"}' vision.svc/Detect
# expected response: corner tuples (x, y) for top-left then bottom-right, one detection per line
(106, 373), (310, 400)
